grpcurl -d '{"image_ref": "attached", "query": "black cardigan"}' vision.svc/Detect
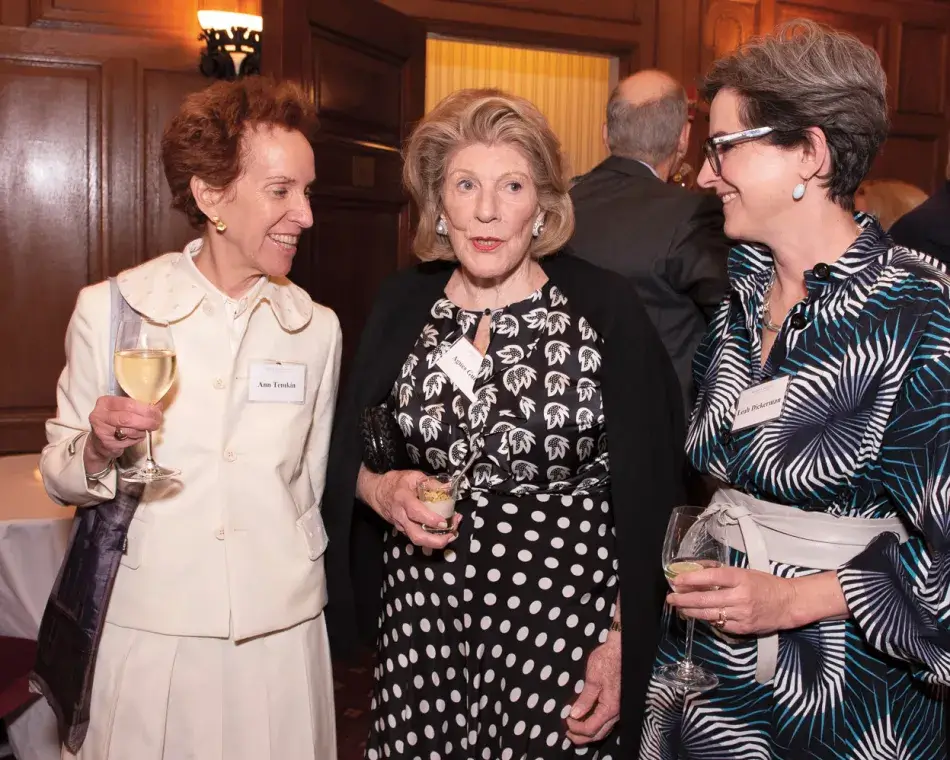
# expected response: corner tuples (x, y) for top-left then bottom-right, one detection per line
(322, 251), (686, 752)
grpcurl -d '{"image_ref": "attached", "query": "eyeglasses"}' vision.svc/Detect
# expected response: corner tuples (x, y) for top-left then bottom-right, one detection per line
(702, 126), (775, 177)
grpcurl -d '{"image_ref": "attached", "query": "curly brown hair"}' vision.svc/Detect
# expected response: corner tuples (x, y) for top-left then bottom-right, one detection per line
(161, 76), (319, 229)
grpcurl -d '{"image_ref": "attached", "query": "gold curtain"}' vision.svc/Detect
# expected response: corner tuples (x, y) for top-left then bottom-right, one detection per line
(425, 38), (612, 178)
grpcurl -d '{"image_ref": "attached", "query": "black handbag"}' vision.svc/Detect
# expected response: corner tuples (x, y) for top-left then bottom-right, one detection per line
(29, 276), (144, 753)
(30, 481), (143, 753)
(359, 400), (411, 473)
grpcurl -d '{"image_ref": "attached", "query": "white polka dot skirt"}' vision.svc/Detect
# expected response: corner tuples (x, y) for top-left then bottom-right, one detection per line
(365, 491), (621, 760)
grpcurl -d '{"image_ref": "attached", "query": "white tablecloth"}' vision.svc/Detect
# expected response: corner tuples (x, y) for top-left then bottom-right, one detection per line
(0, 453), (74, 760)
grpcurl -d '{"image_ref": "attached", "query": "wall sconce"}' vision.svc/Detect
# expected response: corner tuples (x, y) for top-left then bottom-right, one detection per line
(197, 10), (262, 80)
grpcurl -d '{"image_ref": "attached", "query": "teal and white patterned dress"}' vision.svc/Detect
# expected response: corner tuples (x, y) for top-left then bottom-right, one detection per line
(641, 216), (950, 759)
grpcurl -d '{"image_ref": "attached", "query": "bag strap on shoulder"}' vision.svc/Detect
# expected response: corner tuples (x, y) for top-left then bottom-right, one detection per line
(108, 277), (139, 396)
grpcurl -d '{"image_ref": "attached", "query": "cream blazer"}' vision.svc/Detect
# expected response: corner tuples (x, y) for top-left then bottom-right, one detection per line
(40, 242), (342, 641)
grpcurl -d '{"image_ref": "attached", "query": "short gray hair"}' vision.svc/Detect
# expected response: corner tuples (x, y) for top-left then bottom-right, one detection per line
(702, 19), (888, 209)
(605, 87), (687, 166)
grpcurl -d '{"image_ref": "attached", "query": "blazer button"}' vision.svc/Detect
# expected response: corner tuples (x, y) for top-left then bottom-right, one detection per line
(224, 450), (236, 462)
(215, 527), (225, 540)
(213, 377), (226, 390)
(790, 313), (807, 330)
(814, 262), (830, 280)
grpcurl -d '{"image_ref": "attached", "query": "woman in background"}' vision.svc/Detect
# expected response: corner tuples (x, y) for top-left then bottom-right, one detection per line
(854, 177), (928, 229)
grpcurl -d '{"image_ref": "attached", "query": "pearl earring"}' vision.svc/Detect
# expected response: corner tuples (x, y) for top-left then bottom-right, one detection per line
(532, 216), (545, 238)
(436, 216), (448, 236)
(212, 216), (227, 233)
(792, 183), (806, 201)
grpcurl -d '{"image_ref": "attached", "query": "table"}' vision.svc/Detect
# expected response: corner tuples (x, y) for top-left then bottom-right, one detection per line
(0, 454), (74, 760)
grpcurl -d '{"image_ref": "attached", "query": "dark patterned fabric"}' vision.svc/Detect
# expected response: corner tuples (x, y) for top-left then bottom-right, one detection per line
(365, 282), (622, 760)
(642, 216), (950, 759)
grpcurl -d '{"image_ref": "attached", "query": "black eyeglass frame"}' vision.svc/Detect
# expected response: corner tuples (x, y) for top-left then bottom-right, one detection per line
(702, 126), (776, 176)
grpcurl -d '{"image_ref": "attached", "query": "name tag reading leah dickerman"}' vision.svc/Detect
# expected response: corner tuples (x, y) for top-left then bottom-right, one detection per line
(731, 375), (790, 432)
(248, 361), (306, 404)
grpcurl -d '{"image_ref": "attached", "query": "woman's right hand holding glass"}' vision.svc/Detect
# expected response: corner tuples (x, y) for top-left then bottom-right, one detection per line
(85, 395), (163, 472)
(366, 469), (462, 549)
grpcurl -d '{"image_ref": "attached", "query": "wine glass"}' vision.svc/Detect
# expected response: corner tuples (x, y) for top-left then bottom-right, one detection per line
(653, 506), (727, 693)
(113, 318), (179, 482)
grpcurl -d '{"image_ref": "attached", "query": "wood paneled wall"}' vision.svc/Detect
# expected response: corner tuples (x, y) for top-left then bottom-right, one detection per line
(382, 0), (652, 76)
(658, 0), (950, 192)
(3, 0), (950, 453)
(0, 0), (257, 452)
(385, 0), (950, 193)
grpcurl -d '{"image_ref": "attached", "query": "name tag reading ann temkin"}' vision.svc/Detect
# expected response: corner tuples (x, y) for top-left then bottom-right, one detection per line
(248, 361), (306, 404)
(731, 376), (790, 432)
(436, 337), (484, 402)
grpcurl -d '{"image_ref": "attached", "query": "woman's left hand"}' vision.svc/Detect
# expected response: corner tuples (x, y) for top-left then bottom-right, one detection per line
(667, 566), (797, 636)
(566, 635), (621, 745)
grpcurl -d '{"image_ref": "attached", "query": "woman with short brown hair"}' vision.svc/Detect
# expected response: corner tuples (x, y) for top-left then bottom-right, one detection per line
(323, 88), (685, 759)
(40, 77), (340, 759)
(644, 20), (950, 759)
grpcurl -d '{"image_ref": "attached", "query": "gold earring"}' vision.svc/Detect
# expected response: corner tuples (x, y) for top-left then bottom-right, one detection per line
(212, 216), (227, 233)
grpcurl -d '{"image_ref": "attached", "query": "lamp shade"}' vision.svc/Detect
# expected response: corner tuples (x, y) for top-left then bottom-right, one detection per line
(197, 10), (263, 33)
(197, 10), (263, 80)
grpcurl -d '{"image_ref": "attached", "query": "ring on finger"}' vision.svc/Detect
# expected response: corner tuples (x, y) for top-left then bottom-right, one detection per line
(113, 427), (128, 441)
(714, 607), (727, 629)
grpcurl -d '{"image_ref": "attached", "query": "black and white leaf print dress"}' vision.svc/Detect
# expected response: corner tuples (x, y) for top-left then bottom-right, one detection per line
(365, 282), (622, 760)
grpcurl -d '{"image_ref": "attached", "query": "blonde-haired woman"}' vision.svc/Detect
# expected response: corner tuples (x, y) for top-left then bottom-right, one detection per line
(855, 178), (928, 229)
(322, 89), (685, 759)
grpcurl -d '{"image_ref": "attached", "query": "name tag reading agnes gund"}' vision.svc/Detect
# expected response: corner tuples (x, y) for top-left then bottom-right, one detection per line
(436, 337), (484, 402)
(248, 361), (306, 404)
(730, 375), (790, 432)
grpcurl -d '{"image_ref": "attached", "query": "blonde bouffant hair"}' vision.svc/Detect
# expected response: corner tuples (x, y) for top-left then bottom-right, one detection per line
(403, 89), (575, 262)
(855, 179), (928, 230)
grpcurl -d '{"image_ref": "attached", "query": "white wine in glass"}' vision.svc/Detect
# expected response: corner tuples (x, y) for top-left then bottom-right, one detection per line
(114, 318), (179, 482)
(654, 506), (726, 693)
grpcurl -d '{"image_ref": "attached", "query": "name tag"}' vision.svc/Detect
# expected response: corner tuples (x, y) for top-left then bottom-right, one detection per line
(248, 361), (306, 404)
(436, 338), (484, 402)
(731, 376), (790, 432)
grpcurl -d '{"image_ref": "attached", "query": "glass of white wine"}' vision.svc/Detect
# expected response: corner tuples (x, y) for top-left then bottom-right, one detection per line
(114, 318), (179, 482)
(654, 506), (726, 693)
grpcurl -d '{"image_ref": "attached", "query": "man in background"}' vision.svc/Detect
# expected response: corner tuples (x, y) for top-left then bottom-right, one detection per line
(569, 70), (729, 411)
(889, 147), (950, 265)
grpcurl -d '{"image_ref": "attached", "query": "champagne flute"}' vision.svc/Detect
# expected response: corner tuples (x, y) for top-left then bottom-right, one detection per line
(113, 318), (179, 482)
(654, 506), (726, 693)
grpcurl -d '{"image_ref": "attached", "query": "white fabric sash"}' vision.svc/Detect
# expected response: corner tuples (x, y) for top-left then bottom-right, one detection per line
(702, 488), (909, 684)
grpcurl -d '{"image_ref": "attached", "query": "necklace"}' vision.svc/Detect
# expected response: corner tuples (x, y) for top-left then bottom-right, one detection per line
(762, 270), (782, 333)
(761, 224), (862, 335)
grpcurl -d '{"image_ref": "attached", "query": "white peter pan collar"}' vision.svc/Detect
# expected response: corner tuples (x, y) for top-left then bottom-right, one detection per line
(117, 239), (313, 332)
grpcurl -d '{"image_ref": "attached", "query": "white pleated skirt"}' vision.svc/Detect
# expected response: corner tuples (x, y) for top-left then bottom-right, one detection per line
(64, 615), (337, 760)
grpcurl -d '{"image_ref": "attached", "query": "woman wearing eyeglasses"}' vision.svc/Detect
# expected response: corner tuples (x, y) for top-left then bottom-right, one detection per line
(640, 20), (950, 760)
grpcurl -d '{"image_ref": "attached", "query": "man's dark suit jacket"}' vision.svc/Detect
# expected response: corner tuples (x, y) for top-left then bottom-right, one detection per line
(569, 156), (730, 409)
(889, 181), (950, 266)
